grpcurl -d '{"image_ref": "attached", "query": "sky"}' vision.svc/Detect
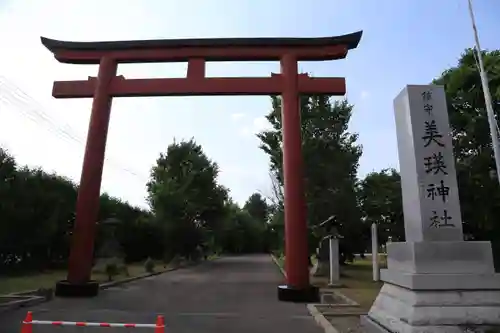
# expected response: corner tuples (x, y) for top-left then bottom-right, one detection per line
(0, 0), (499, 210)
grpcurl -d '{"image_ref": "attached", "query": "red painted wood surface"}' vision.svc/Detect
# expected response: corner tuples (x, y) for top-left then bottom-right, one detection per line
(66, 57), (116, 284)
(280, 53), (310, 288)
(52, 75), (346, 98)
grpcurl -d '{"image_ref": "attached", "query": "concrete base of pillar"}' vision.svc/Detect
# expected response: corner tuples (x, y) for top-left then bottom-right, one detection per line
(277, 284), (319, 303)
(55, 280), (99, 298)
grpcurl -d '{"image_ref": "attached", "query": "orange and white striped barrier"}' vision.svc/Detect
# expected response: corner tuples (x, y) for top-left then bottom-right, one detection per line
(21, 312), (165, 333)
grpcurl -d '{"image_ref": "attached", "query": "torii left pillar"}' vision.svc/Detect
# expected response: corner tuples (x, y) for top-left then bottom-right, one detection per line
(56, 58), (117, 296)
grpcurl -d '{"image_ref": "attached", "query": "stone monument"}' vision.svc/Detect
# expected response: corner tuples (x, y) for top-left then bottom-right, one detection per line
(312, 238), (331, 277)
(312, 216), (341, 286)
(328, 233), (341, 286)
(371, 222), (380, 282)
(361, 85), (500, 333)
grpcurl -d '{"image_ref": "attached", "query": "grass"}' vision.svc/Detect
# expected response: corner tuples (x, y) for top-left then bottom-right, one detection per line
(207, 253), (220, 260)
(0, 261), (170, 295)
(313, 256), (385, 310)
(273, 253), (386, 310)
(337, 259), (384, 310)
(275, 254), (285, 270)
(327, 258), (387, 333)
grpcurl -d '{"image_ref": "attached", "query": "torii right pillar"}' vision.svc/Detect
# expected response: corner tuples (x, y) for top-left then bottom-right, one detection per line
(361, 85), (500, 333)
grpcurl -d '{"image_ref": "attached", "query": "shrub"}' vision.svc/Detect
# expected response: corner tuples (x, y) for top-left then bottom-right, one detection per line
(105, 262), (119, 281)
(144, 257), (155, 273)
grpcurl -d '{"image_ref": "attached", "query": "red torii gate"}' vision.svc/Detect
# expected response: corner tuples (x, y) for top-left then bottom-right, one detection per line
(41, 31), (362, 302)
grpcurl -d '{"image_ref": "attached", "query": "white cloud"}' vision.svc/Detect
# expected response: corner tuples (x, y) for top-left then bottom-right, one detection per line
(231, 113), (245, 121)
(239, 127), (252, 136)
(239, 116), (271, 136)
(253, 116), (271, 132)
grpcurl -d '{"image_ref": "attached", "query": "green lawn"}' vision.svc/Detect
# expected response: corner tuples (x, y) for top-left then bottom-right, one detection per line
(275, 254), (285, 269)
(274, 254), (384, 310)
(311, 256), (384, 309)
(337, 259), (384, 310)
(0, 262), (168, 295)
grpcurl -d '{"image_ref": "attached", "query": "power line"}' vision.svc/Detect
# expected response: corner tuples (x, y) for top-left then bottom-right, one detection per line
(0, 75), (149, 183)
(0, 78), (85, 144)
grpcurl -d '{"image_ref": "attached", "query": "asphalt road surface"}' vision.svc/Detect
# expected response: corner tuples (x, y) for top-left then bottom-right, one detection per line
(0, 255), (322, 333)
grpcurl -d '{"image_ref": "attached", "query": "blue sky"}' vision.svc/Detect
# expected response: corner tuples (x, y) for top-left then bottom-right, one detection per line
(0, 0), (498, 209)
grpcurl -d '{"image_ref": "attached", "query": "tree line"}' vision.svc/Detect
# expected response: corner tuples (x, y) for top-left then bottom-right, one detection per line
(2, 48), (500, 275)
(259, 48), (500, 269)
(0, 139), (272, 275)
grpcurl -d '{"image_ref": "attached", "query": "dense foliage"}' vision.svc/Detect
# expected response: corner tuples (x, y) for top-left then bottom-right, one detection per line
(0, 140), (272, 275)
(0, 148), (155, 274)
(259, 48), (500, 268)
(357, 169), (404, 245)
(257, 96), (364, 262)
(434, 49), (500, 268)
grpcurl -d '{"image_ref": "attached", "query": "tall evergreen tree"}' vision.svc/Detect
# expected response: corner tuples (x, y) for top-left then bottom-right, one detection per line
(257, 95), (363, 261)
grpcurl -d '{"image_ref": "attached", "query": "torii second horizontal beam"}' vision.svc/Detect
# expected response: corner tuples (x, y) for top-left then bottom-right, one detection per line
(52, 75), (346, 98)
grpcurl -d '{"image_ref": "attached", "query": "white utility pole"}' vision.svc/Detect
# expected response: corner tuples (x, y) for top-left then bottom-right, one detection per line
(467, 0), (500, 186)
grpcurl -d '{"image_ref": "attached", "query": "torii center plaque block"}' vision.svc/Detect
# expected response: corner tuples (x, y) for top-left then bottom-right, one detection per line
(361, 85), (500, 333)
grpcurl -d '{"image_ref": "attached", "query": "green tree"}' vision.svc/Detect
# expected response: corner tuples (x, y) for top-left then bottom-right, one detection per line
(358, 169), (404, 246)
(264, 173), (285, 253)
(146, 139), (227, 259)
(257, 95), (363, 261)
(218, 202), (267, 253)
(433, 48), (500, 268)
(243, 192), (269, 224)
(0, 146), (158, 274)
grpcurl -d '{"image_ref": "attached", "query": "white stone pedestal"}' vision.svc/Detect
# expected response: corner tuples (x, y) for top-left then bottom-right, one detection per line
(362, 241), (500, 333)
(362, 85), (500, 333)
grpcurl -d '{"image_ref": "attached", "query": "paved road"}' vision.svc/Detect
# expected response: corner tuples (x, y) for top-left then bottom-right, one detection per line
(1, 255), (322, 333)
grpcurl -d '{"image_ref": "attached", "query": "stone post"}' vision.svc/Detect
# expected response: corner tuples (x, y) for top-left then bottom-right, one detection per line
(361, 85), (500, 333)
(329, 236), (340, 285)
(371, 223), (379, 282)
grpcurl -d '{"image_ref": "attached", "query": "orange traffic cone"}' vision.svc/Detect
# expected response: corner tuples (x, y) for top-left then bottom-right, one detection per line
(155, 315), (165, 333)
(21, 311), (33, 333)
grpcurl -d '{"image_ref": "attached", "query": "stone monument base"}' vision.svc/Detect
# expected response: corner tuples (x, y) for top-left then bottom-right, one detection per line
(362, 281), (500, 333)
(362, 241), (500, 333)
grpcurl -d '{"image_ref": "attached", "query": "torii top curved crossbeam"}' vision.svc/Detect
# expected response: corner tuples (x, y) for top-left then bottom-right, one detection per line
(40, 31), (363, 64)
